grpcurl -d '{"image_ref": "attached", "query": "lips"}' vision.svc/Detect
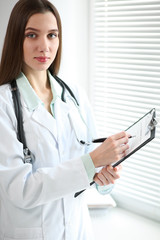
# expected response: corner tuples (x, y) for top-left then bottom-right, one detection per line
(35, 57), (50, 63)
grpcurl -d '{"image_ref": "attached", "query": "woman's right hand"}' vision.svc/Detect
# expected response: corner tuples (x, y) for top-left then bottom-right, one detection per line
(90, 131), (129, 168)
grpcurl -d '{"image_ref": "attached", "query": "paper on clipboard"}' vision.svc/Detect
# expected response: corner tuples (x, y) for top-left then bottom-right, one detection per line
(112, 108), (157, 167)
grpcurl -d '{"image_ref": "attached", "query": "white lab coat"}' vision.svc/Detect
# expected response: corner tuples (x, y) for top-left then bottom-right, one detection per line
(0, 74), (97, 240)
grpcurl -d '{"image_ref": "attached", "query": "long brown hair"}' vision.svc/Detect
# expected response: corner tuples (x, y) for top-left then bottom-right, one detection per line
(0, 0), (62, 85)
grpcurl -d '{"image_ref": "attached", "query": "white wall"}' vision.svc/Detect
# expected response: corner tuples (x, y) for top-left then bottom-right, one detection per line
(0, 0), (17, 55)
(0, 0), (89, 90)
(52, 0), (89, 90)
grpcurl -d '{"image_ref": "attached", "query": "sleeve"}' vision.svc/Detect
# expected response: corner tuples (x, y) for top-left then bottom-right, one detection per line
(81, 154), (114, 195)
(81, 153), (96, 182)
(74, 85), (115, 195)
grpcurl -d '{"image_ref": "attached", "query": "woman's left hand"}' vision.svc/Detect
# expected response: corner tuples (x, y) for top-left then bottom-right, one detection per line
(93, 164), (122, 186)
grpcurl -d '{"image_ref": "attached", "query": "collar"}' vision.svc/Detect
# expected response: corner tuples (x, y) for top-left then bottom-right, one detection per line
(16, 71), (62, 111)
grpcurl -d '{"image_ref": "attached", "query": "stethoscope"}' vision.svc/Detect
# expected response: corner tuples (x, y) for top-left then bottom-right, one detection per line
(54, 75), (101, 146)
(54, 75), (109, 146)
(53, 75), (79, 106)
(11, 75), (96, 198)
(11, 73), (96, 161)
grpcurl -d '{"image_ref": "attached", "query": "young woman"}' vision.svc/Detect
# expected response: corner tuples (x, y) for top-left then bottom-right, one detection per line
(0, 0), (129, 239)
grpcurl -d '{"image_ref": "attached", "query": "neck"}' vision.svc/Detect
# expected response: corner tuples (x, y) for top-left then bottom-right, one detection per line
(23, 70), (50, 92)
(22, 69), (53, 114)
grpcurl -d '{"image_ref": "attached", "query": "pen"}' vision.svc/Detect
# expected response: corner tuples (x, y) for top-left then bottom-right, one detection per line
(92, 137), (107, 143)
(92, 135), (136, 143)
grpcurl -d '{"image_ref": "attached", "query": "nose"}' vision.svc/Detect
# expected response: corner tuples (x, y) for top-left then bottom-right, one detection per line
(37, 37), (49, 53)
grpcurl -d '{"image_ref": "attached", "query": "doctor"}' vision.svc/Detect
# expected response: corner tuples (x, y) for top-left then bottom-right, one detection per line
(0, 0), (129, 239)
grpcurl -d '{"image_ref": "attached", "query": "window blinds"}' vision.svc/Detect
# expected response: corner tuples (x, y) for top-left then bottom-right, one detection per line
(90, 0), (160, 221)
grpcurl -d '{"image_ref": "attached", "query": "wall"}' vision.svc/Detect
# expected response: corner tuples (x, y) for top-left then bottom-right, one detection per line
(52, 0), (89, 90)
(0, 0), (17, 55)
(90, 207), (160, 240)
(0, 0), (89, 90)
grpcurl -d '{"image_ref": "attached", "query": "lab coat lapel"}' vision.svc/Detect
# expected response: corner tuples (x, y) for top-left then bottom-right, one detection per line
(31, 105), (58, 141)
(54, 96), (88, 144)
(54, 97), (70, 138)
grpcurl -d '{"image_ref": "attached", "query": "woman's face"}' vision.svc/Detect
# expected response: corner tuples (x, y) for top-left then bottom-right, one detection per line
(22, 12), (59, 74)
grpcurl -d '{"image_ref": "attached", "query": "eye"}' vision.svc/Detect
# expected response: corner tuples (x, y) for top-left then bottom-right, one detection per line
(48, 32), (58, 39)
(25, 33), (37, 39)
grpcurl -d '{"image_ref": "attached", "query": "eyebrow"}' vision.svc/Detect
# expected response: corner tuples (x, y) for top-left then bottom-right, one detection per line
(25, 27), (59, 32)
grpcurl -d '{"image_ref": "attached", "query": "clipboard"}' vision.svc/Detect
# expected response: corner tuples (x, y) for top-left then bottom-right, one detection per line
(112, 108), (157, 167)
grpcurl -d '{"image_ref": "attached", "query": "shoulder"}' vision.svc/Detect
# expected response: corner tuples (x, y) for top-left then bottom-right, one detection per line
(65, 80), (97, 138)
(51, 73), (89, 107)
(0, 84), (12, 106)
(0, 83), (11, 92)
(50, 73), (92, 110)
(0, 84), (15, 120)
(0, 83), (17, 129)
(65, 80), (90, 106)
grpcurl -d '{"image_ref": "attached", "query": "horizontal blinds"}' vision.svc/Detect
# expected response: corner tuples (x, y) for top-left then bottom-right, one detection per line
(91, 0), (160, 221)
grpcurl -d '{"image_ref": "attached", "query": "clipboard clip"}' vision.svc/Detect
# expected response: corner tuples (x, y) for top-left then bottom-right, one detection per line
(148, 108), (157, 130)
(145, 109), (157, 135)
(148, 118), (157, 131)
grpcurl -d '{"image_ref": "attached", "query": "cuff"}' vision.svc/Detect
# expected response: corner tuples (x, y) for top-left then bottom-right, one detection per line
(96, 184), (114, 195)
(81, 153), (96, 182)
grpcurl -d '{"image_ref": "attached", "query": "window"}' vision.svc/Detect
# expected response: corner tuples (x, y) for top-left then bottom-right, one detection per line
(89, 0), (160, 221)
